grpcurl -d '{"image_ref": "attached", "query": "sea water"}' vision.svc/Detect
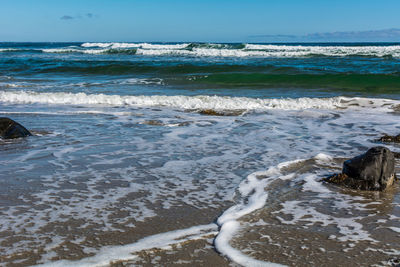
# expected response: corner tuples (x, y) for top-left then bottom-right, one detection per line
(0, 42), (400, 266)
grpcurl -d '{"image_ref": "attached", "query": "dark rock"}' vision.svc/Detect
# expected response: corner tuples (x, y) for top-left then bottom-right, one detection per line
(199, 109), (225, 116)
(142, 120), (164, 126)
(324, 147), (396, 191)
(198, 109), (245, 116)
(388, 258), (400, 267)
(177, 121), (191, 127)
(0, 117), (32, 139)
(141, 120), (191, 127)
(378, 133), (400, 143)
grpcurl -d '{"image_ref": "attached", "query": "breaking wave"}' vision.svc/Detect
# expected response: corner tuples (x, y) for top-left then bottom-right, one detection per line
(0, 90), (398, 111)
(13, 43), (398, 58)
(81, 42), (190, 49)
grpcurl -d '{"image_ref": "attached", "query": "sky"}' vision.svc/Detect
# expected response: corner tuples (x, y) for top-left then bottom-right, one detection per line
(1, 0), (400, 42)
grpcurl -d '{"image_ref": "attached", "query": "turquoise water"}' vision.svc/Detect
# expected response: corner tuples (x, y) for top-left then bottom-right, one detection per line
(1, 42), (400, 266)
(1, 42), (400, 98)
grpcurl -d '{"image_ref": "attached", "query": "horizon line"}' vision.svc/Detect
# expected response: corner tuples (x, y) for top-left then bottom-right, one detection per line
(1, 40), (400, 44)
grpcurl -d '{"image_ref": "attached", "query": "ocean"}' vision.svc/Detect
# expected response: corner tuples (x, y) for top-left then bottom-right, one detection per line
(0, 42), (400, 266)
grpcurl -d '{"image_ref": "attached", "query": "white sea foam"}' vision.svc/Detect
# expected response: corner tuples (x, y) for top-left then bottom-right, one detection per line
(79, 42), (400, 57)
(135, 48), (276, 57)
(81, 42), (189, 49)
(34, 224), (217, 267)
(81, 42), (118, 48)
(0, 110), (134, 116)
(276, 200), (375, 242)
(1, 90), (397, 112)
(37, 43), (400, 57)
(244, 44), (400, 57)
(215, 221), (285, 267)
(0, 111), (251, 262)
(272, 155), (384, 243)
(215, 159), (303, 267)
(138, 43), (189, 49)
(388, 227), (400, 233)
(136, 44), (400, 58)
(245, 44), (305, 51)
(42, 48), (109, 54)
(0, 48), (21, 52)
(214, 150), (399, 266)
(32, 43), (397, 57)
(119, 77), (163, 85)
(134, 46), (400, 58)
(2, 95), (399, 265)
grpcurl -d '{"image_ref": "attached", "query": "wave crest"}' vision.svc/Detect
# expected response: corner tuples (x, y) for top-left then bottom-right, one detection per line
(0, 90), (397, 111)
(81, 42), (189, 50)
(32, 43), (400, 58)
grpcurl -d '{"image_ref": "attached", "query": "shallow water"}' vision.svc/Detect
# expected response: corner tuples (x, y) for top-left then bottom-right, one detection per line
(1, 42), (400, 266)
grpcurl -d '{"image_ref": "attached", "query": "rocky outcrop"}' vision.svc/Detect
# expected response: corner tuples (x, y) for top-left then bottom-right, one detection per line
(0, 117), (32, 139)
(378, 134), (400, 143)
(324, 146), (396, 191)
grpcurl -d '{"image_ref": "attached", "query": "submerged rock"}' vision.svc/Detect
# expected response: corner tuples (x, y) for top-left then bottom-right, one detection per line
(198, 109), (245, 116)
(0, 117), (32, 139)
(141, 120), (191, 127)
(378, 133), (400, 143)
(142, 120), (164, 126)
(324, 146), (396, 191)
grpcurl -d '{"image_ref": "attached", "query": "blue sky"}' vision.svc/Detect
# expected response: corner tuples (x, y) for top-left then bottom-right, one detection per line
(1, 0), (400, 42)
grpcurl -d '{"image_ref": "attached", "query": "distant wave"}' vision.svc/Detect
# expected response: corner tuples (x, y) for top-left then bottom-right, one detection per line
(0, 48), (22, 52)
(0, 90), (398, 112)
(0, 48), (41, 53)
(136, 45), (400, 58)
(81, 42), (189, 49)
(2, 43), (394, 58)
(41, 47), (138, 55)
(83, 42), (400, 57)
(38, 47), (400, 57)
(41, 48), (110, 54)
